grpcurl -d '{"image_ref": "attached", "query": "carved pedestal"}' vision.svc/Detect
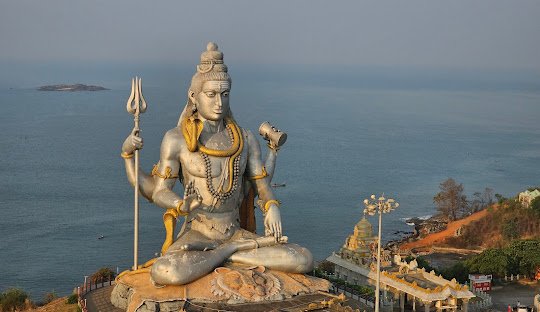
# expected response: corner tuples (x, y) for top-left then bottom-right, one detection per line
(111, 265), (330, 312)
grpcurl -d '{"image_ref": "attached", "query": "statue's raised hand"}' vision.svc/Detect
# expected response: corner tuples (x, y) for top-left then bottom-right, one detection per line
(180, 181), (202, 214)
(122, 128), (143, 155)
(264, 204), (282, 242)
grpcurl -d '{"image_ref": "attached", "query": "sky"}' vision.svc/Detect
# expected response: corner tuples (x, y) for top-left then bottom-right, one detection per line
(1, 0), (540, 71)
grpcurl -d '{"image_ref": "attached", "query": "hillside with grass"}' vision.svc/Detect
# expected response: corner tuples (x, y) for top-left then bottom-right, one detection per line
(445, 196), (540, 249)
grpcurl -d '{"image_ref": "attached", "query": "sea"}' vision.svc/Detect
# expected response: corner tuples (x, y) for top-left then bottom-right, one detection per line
(0, 63), (539, 300)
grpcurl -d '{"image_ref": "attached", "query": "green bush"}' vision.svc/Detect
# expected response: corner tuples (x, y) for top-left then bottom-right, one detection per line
(440, 262), (469, 283)
(90, 267), (116, 283)
(317, 260), (335, 274)
(0, 288), (29, 312)
(502, 218), (519, 241)
(463, 239), (540, 277)
(43, 291), (57, 305)
(531, 197), (540, 216)
(66, 293), (78, 304)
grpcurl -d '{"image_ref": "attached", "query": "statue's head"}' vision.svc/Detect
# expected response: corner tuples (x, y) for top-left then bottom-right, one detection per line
(183, 42), (232, 122)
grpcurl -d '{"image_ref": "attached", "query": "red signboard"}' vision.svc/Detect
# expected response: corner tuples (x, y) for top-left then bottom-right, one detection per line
(469, 274), (492, 291)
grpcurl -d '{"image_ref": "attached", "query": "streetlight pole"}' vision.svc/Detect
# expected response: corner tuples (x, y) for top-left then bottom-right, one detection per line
(364, 194), (399, 312)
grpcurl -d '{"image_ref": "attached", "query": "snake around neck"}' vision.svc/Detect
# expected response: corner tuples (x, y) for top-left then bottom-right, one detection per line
(181, 117), (244, 202)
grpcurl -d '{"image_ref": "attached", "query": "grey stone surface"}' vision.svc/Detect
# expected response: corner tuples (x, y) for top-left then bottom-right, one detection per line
(137, 301), (157, 312)
(110, 282), (129, 310)
(159, 300), (187, 312)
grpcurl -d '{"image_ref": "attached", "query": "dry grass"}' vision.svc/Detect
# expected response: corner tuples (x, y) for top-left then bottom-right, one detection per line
(400, 207), (492, 251)
(25, 297), (78, 312)
(400, 200), (540, 251)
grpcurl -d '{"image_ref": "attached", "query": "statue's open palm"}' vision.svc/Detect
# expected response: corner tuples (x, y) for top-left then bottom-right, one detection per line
(264, 205), (282, 241)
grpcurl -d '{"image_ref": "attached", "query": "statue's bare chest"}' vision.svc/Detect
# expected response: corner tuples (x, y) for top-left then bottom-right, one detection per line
(179, 131), (247, 179)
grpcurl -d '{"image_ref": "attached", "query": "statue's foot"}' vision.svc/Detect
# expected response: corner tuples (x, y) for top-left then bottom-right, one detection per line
(232, 235), (288, 251)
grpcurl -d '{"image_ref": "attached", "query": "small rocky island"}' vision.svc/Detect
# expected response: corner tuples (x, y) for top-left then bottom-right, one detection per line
(38, 84), (108, 91)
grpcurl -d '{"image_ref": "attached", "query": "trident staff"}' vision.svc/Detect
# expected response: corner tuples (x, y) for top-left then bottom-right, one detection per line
(126, 77), (147, 270)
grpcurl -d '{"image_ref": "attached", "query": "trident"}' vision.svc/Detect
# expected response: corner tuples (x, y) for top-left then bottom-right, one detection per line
(126, 77), (147, 270)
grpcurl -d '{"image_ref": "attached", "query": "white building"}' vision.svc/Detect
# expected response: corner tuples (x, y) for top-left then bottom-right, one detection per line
(518, 189), (540, 208)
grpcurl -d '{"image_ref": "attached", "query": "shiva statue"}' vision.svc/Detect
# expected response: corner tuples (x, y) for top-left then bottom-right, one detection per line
(120, 42), (313, 286)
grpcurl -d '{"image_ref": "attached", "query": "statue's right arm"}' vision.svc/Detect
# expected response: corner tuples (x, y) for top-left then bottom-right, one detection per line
(151, 129), (184, 210)
(121, 129), (154, 201)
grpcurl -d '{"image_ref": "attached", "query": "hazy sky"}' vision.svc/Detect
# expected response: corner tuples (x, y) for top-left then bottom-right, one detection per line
(1, 0), (539, 70)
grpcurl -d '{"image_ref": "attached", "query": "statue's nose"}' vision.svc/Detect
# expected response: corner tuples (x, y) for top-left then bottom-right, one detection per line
(216, 94), (222, 107)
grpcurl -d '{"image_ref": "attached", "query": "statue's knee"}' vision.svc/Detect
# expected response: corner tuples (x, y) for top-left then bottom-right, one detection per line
(151, 257), (185, 285)
(293, 246), (314, 273)
(278, 245), (313, 273)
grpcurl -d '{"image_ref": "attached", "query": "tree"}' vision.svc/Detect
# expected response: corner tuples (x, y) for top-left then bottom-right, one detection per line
(440, 262), (469, 283)
(530, 197), (540, 216)
(506, 239), (540, 276)
(502, 218), (519, 241)
(495, 193), (506, 204)
(433, 178), (469, 221)
(317, 260), (335, 274)
(465, 248), (509, 276)
(482, 188), (494, 207)
(90, 267), (115, 283)
(0, 288), (29, 312)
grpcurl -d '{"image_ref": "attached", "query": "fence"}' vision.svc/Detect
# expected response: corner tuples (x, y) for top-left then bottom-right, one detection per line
(504, 274), (528, 282)
(469, 289), (492, 312)
(77, 276), (116, 312)
(332, 283), (375, 308)
(316, 271), (376, 308)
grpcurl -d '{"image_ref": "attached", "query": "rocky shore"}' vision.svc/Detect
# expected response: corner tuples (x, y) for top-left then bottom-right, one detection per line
(386, 215), (448, 251)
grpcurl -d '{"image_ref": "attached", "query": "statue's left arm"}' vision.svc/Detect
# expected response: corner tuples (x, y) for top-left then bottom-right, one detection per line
(245, 130), (282, 240)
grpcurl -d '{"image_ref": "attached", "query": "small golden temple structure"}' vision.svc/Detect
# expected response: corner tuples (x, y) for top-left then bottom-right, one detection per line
(327, 216), (475, 312)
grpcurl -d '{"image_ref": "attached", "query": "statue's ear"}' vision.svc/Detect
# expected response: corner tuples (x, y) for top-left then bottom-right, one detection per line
(188, 89), (197, 106)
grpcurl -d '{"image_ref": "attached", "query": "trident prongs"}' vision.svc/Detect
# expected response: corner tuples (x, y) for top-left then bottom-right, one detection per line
(126, 77), (147, 116)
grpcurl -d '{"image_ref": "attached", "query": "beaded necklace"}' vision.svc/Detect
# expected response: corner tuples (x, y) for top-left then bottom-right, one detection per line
(199, 125), (241, 203)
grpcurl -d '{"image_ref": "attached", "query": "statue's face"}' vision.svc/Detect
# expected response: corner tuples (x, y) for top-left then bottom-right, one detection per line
(192, 81), (230, 121)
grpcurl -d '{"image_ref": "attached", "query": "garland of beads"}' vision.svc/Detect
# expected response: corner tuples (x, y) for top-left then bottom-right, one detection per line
(200, 125), (241, 203)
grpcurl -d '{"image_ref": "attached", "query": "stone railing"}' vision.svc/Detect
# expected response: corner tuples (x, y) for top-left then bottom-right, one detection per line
(533, 294), (539, 312)
(469, 289), (492, 312)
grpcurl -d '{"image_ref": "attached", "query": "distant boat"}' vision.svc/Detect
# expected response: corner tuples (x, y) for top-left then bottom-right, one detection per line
(98, 235), (105, 240)
(271, 183), (286, 188)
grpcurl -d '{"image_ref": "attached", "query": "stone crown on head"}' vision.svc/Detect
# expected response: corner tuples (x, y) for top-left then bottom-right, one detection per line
(190, 42), (231, 95)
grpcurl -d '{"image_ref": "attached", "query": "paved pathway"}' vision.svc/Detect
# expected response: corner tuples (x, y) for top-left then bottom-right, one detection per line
(490, 282), (540, 311)
(84, 286), (123, 312)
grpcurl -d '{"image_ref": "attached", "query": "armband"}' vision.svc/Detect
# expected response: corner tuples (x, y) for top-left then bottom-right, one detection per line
(264, 199), (280, 213)
(121, 152), (134, 159)
(152, 164), (179, 179)
(248, 166), (268, 180)
(176, 200), (188, 216)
